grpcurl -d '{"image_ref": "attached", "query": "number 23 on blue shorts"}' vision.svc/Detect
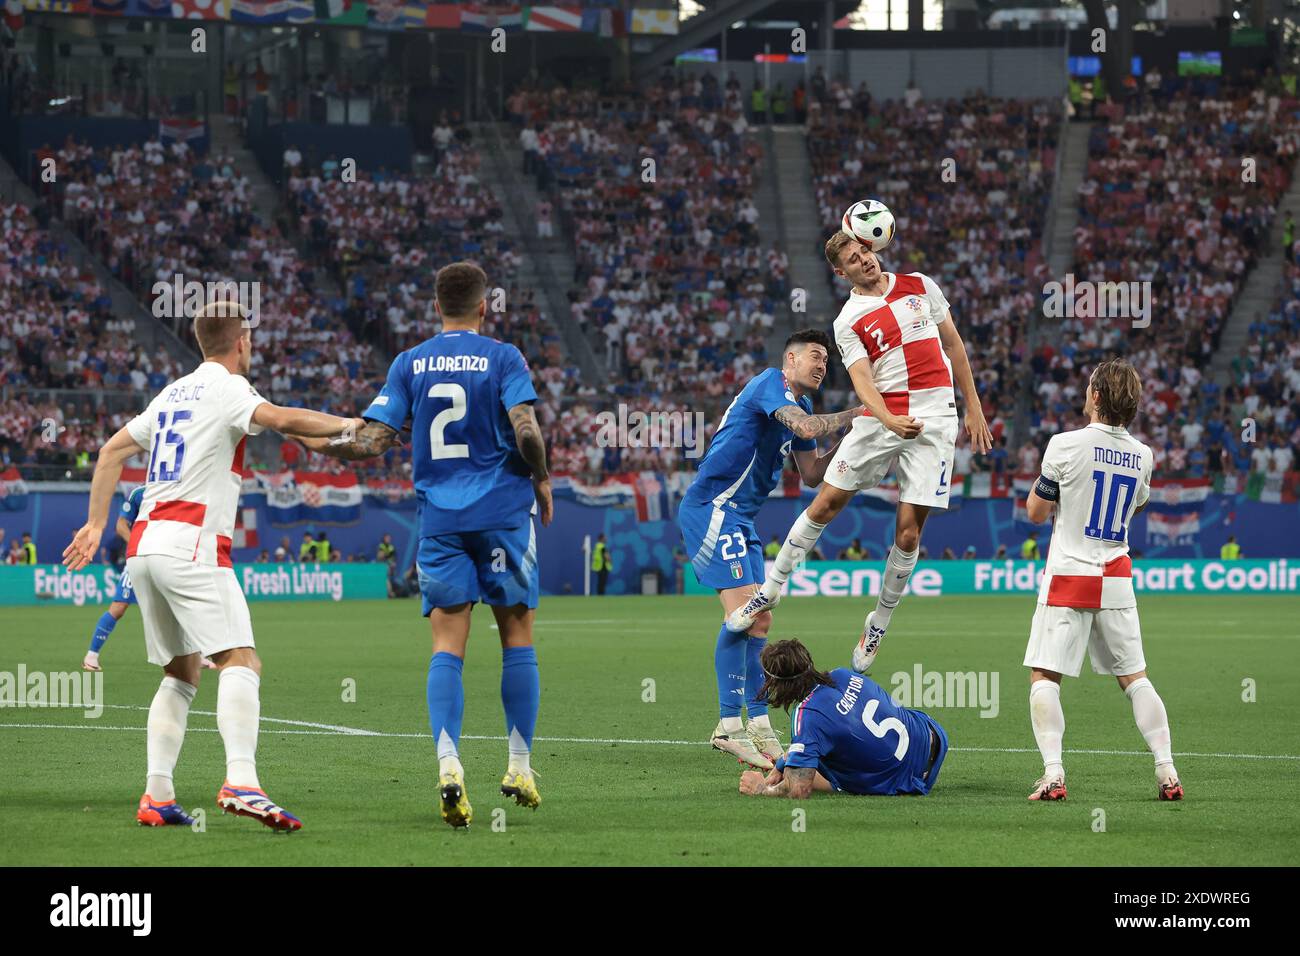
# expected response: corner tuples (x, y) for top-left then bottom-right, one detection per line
(678, 502), (764, 591)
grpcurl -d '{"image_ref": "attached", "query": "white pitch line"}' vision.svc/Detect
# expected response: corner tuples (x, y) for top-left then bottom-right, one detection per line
(1, 718), (1298, 760)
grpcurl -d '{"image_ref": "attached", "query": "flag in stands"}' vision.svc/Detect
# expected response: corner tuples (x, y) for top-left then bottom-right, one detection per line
(169, 0), (226, 18)
(1146, 478), (1211, 546)
(229, 0), (294, 22)
(525, 5), (581, 31)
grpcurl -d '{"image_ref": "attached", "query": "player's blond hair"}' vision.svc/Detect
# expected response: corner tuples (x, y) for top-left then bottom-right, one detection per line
(824, 231), (855, 270)
(1090, 358), (1142, 427)
(193, 299), (248, 358)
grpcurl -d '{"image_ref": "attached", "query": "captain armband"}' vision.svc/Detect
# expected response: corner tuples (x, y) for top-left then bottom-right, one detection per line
(1034, 475), (1060, 501)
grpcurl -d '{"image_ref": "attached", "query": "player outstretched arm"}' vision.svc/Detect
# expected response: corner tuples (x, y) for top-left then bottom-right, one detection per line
(509, 402), (553, 526)
(845, 358), (923, 439)
(775, 404), (863, 487)
(936, 312), (993, 454)
(251, 404), (361, 440)
(294, 420), (403, 461)
(64, 426), (147, 571)
(739, 766), (829, 798)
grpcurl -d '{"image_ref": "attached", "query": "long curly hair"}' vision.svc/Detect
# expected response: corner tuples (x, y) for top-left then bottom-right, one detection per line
(757, 639), (837, 711)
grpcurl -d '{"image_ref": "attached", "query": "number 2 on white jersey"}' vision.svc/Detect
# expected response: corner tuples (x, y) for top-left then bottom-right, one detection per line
(428, 383), (468, 460)
(862, 698), (909, 761)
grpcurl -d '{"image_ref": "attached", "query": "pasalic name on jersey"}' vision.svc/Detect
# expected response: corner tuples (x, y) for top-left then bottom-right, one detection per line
(412, 354), (489, 374)
(163, 384), (207, 404)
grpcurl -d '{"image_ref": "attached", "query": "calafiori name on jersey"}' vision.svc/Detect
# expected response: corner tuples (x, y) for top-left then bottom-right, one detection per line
(412, 355), (489, 374)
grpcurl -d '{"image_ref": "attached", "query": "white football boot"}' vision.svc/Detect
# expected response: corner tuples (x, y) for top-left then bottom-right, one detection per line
(746, 720), (784, 764)
(711, 721), (774, 770)
(852, 611), (887, 673)
(725, 587), (780, 633)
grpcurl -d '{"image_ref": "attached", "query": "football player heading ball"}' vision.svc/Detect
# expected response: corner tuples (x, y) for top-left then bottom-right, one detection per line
(729, 230), (993, 674)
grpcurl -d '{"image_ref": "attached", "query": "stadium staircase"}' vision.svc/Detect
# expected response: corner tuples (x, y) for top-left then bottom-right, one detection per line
(476, 120), (605, 385)
(1210, 159), (1300, 384)
(1012, 117), (1094, 446)
(1044, 120), (1094, 283)
(210, 118), (283, 227)
(206, 119), (351, 301)
(765, 125), (838, 352)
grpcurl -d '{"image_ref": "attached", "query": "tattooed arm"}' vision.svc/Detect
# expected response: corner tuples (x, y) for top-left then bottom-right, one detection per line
(738, 766), (819, 799)
(773, 404), (863, 441)
(776, 404), (863, 487)
(295, 419), (401, 461)
(508, 402), (553, 526)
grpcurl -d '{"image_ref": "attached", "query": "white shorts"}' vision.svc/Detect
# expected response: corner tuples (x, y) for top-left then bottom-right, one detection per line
(1023, 604), (1146, 678)
(823, 414), (958, 509)
(127, 554), (255, 667)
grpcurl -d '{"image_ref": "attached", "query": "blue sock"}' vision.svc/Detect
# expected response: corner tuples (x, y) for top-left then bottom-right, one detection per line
(89, 612), (117, 653)
(427, 652), (465, 762)
(744, 636), (768, 719)
(501, 646), (540, 756)
(714, 623), (746, 720)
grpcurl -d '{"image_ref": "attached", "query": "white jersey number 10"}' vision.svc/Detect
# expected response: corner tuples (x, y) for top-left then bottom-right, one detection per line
(1083, 469), (1138, 542)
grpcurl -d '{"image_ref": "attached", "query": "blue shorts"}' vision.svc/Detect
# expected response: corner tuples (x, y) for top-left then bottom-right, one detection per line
(112, 567), (138, 606)
(417, 522), (539, 614)
(677, 499), (764, 591)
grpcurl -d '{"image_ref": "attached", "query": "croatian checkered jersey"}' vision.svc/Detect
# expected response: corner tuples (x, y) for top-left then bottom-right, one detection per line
(832, 272), (956, 420)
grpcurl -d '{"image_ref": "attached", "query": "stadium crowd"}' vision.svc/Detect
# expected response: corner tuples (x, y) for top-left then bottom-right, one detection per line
(506, 76), (791, 478)
(5, 73), (1300, 492)
(1035, 77), (1300, 481)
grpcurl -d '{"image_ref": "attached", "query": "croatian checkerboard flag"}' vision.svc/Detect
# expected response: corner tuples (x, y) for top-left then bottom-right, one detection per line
(1145, 478), (1210, 547)
(258, 471), (362, 526)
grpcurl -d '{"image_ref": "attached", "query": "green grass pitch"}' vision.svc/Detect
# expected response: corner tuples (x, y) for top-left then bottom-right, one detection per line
(1, 595), (1297, 866)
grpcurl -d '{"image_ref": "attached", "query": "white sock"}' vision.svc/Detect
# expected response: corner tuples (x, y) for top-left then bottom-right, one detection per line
(873, 546), (919, 630)
(439, 754), (464, 777)
(747, 713), (772, 731)
(217, 666), (261, 789)
(1029, 680), (1065, 778)
(762, 511), (827, 600)
(146, 676), (196, 802)
(507, 728), (531, 776)
(720, 716), (743, 734)
(1125, 677), (1176, 782)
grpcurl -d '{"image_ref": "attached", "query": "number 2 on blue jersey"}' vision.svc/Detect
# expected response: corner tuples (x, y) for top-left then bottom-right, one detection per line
(428, 383), (468, 460)
(1084, 469), (1137, 542)
(147, 410), (191, 482)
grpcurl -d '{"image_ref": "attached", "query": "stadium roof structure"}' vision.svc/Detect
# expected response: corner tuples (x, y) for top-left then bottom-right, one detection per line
(632, 0), (862, 78)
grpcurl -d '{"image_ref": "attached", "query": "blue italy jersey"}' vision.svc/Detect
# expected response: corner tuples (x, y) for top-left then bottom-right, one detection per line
(362, 330), (539, 537)
(120, 486), (145, 530)
(785, 669), (947, 796)
(683, 368), (816, 519)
